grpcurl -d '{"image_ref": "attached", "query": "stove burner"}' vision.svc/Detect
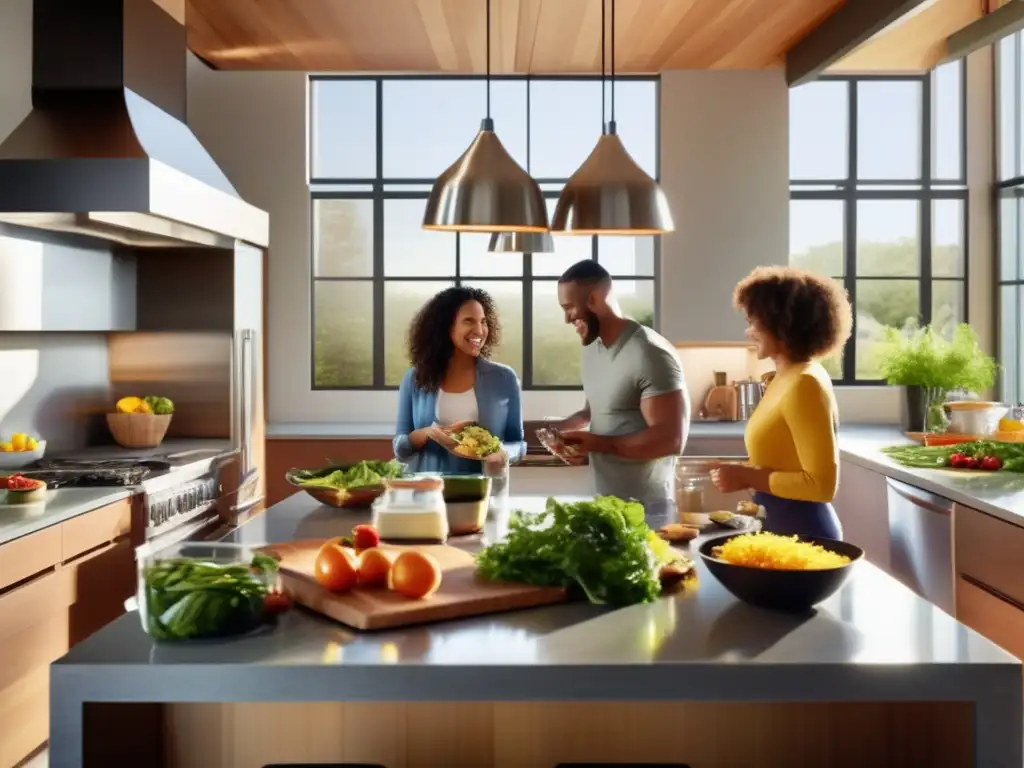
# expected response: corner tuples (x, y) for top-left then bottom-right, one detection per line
(18, 460), (152, 488)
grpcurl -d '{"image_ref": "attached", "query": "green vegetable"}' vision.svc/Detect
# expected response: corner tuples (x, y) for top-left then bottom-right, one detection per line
(294, 460), (403, 490)
(451, 425), (502, 458)
(877, 324), (997, 394)
(476, 496), (676, 606)
(882, 441), (1024, 472)
(142, 553), (278, 641)
(144, 395), (175, 415)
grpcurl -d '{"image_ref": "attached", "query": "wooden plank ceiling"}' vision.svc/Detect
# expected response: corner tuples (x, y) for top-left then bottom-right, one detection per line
(828, 0), (996, 73)
(185, 0), (848, 73)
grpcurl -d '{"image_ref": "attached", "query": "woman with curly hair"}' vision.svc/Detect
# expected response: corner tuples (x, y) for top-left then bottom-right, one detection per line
(710, 266), (853, 539)
(393, 286), (525, 473)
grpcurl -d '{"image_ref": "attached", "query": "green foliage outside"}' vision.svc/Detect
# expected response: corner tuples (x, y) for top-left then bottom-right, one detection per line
(312, 199), (654, 388)
(791, 237), (964, 379)
(311, 198), (965, 387)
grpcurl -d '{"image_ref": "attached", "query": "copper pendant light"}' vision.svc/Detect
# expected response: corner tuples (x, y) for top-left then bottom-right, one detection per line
(551, 0), (674, 236)
(422, 0), (548, 233)
(487, 231), (555, 253)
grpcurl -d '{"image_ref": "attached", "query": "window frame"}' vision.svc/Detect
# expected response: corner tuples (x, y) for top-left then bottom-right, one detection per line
(790, 70), (969, 386)
(308, 74), (661, 391)
(996, 34), (1024, 403)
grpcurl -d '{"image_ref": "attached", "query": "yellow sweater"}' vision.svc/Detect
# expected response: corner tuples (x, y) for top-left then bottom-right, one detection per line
(744, 361), (839, 503)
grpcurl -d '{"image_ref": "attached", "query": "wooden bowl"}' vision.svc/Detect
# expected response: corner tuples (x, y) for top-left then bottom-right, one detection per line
(106, 413), (172, 449)
(285, 464), (398, 509)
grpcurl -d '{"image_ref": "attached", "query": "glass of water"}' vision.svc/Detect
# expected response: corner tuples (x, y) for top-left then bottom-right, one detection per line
(483, 452), (510, 501)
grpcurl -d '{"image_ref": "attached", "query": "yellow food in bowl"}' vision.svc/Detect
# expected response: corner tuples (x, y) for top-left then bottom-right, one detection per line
(710, 532), (851, 571)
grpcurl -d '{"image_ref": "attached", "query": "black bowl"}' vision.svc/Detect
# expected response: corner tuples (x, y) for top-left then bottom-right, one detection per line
(699, 533), (864, 612)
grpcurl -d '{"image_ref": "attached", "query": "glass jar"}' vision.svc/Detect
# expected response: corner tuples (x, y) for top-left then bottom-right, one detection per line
(674, 458), (713, 526)
(136, 542), (277, 641)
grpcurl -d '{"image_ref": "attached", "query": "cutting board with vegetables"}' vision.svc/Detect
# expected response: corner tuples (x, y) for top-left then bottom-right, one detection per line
(261, 539), (567, 631)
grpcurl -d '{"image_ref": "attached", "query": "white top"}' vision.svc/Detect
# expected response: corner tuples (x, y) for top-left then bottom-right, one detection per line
(436, 388), (478, 426)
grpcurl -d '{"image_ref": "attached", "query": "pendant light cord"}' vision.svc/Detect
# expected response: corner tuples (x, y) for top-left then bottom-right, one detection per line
(610, 0), (616, 125)
(485, 0), (492, 122)
(600, 0), (606, 127)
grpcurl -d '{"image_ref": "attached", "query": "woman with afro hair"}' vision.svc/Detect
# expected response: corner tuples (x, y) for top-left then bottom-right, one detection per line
(393, 286), (525, 474)
(710, 266), (853, 539)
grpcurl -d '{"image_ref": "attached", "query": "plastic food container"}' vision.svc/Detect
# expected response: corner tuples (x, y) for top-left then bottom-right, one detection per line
(136, 542), (278, 641)
(372, 476), (449, 542)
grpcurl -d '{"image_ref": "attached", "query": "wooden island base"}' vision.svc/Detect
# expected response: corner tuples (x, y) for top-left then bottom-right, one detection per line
(85, 700), (973, 767)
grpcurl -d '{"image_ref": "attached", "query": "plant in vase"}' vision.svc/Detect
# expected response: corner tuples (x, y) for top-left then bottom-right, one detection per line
(877, 323), (997, 433)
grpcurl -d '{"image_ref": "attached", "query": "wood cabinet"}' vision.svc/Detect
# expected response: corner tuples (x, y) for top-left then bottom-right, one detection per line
(954, 502), (1024, 660)
(0, 499), (136, 767)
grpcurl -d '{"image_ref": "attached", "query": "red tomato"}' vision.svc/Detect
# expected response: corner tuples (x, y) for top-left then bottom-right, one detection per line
(352, 524), (381, 553)
(962, 457), (979, 470)
(263, 591), (293, 616)
(948, 453), (966, 468)
(981, 456), (1003, 471)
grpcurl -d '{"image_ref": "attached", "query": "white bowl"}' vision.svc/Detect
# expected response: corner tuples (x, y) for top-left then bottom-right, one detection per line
(0, 441), (46, 470)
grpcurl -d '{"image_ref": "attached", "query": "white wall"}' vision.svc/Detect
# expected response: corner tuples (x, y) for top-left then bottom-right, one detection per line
(659, 70), (790, 344)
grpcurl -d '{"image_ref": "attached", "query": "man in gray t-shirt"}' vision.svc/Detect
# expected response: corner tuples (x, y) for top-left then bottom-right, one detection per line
(552, 260), (690, 524)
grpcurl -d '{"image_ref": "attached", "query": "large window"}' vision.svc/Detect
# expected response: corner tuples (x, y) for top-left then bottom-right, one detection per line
(998, 34), (1024, 404)
(309, 76), (659, 390)
(788, 66), (967, 383)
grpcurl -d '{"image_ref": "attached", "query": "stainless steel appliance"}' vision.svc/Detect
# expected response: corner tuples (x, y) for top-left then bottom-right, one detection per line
(735, 379), (764, 420)
(886, 477), (954, 615)
(0, 0), (268, 250)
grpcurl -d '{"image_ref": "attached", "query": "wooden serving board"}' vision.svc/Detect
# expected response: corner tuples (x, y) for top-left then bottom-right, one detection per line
(261, 539), (567, 631)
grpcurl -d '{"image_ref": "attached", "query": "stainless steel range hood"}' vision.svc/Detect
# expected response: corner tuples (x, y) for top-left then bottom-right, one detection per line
(0, 0), (269, 249)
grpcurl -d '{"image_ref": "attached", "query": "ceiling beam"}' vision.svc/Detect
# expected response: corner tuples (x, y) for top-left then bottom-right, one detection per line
(941, 0), (1024, 64)
(786, 0), (931, 86)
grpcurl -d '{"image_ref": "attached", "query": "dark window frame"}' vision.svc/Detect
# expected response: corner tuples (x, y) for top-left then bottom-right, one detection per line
(308, 74), (661, 391)
(789, 69), (969, 386)
(996, 33), (1024, 403)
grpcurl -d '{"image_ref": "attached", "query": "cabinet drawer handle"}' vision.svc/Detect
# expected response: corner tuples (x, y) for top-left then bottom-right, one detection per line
(961, 573), (1024, 611)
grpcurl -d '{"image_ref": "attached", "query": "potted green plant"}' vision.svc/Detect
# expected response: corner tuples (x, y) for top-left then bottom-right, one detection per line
(877, 324), (997, 432)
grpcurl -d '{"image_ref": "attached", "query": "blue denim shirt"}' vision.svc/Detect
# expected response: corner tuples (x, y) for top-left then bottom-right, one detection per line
(393, 358), (526, 474)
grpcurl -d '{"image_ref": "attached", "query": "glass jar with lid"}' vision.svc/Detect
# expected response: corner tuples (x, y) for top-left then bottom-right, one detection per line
(371, 475), (449, 543)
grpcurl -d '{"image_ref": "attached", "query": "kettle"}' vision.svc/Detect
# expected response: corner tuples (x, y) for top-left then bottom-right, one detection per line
(735, 379), (764, 420)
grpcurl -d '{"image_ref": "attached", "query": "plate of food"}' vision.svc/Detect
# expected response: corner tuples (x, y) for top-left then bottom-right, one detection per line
(286, 459), (405, 508)
(443, 423), (503, 460)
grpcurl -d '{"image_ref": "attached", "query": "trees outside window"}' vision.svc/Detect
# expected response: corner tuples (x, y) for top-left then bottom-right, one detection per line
(788, 65), (967, 382)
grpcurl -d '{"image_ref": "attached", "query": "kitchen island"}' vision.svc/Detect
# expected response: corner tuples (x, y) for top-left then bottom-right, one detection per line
(51, 493), (1022, 768)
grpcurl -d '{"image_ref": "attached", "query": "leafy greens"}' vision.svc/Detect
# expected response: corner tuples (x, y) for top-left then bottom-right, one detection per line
(476, 496), (678, 606)
(294, 460), (403, 490)
(142, 553), (279, 641)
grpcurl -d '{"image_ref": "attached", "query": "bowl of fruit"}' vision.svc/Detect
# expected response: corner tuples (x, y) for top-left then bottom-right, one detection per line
(0, 432), (45, 470)
(107, 396), (175, 449)
(0, 473), (48, 504)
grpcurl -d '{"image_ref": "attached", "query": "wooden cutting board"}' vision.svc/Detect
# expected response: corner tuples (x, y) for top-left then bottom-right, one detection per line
(261, 539), (567, 631)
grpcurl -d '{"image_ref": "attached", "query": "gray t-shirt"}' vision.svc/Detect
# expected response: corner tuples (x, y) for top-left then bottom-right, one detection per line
(582, 320), (686, 505)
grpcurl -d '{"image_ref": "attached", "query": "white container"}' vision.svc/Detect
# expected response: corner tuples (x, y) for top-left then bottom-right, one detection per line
(372, 476), (449, 543)
(944, 401), (1008, 436)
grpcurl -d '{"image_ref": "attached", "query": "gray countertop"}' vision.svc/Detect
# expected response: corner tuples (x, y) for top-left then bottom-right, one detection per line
(0, 486), (133, 546)
(837, 425), (1024, 526)
(0, 439), (234, 546)
(50, 492), (1022, 767)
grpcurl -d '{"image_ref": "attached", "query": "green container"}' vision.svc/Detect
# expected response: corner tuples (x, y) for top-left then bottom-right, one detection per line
(440, 474), (491, 503)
